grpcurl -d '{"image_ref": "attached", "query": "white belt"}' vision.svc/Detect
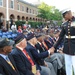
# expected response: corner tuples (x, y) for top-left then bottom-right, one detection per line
(65, 35), (75, 39)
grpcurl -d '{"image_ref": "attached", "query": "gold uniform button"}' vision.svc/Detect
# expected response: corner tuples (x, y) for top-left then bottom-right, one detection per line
(68, 32), (70, 33)
(68, 35), (71, 39)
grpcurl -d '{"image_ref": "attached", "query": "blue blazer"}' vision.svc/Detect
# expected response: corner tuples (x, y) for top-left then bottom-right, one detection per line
(0, 54), (20, 75)
(26, 43), (49, 66)
(44, 39), (53, 49)
(11, 48), (34, 75)
(35, 43), (46, 53)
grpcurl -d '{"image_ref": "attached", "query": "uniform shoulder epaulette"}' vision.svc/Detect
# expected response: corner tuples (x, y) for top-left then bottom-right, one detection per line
(62, 21), (67, 25)
(61, 21), (68, 27)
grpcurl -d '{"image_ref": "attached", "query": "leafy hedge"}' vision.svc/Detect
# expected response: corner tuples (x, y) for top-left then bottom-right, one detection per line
(15, 21), (46, 28)
(28, 21), (43, 28)
(15, 21), (26, 27)
(57, 21), (62, 26)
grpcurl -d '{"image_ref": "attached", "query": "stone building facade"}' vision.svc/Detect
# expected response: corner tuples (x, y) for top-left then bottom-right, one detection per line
(0, 0), (45, 28)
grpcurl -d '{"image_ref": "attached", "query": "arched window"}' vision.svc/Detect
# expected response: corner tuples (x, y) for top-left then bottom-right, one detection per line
(17, 15), (20, 20)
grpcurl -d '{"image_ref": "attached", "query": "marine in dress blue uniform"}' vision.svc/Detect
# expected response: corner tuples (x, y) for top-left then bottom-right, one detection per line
(53, 9), (75, 75)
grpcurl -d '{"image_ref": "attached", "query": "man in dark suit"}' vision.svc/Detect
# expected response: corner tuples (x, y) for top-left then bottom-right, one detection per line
(26, 33), (56, 75)
(0, 38), (20, 75)
(35, 34), (65, 75)
(11, 33), (39, 75)
(35, 35), (47, 52)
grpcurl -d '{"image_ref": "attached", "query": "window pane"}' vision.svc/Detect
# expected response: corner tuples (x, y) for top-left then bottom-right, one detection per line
(0, 0), (2, 6)
(10, 1), (14, 8)
(30, 9), (31, 13)
(33, 10), (34, 14)
(17, 4), (20, 10)
(22, 6), (24, 11)
(26, 7), (28, 13)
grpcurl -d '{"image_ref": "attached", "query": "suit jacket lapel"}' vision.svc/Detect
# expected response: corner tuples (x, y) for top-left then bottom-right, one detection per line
(25, 48), (35, 63)
(8, 54), (19, 72)
(0, 56), (15, 74)
(17, 48), (31, 64)
(38, 43), (45, 52)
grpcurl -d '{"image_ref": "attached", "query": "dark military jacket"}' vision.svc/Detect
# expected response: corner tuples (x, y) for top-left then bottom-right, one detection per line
(54, 16), (75, 55)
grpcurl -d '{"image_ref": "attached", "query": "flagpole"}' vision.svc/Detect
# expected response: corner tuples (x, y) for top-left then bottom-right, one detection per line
(6, 0), (9, 30)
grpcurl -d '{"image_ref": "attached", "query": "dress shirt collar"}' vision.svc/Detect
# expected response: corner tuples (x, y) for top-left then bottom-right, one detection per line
(0, 54), (8, 60)
(29, 42), (35, 47)
(37, 41), (41, 45)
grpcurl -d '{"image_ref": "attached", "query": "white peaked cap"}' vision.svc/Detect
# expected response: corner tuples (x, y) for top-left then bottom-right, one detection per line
(61, 8), (71, 14)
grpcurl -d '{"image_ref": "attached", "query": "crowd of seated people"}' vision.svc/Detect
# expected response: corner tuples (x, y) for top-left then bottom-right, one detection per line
(0, 26), (66, 75)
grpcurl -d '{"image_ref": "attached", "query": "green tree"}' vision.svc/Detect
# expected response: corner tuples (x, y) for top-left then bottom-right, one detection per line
(37, 2), (63, 21)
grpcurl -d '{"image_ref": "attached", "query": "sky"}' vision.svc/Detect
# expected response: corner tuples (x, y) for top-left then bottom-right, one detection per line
(23, 0), (75, 12)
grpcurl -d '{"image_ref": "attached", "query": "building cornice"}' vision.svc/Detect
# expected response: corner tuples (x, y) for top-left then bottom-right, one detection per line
(18, 0), (38, 8)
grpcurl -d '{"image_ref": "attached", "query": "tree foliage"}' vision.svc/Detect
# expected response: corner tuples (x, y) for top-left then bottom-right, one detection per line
(37, 2), (63, 21)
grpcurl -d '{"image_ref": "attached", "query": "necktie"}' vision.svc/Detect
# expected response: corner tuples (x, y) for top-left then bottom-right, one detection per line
(6, 56), (15, 71)
(22, 49), (34, 66)
(39, 43), (45, 51)
(42, 41), (48, 50)
(47, 39), (53, 45)
(23, 49), (36, 74)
